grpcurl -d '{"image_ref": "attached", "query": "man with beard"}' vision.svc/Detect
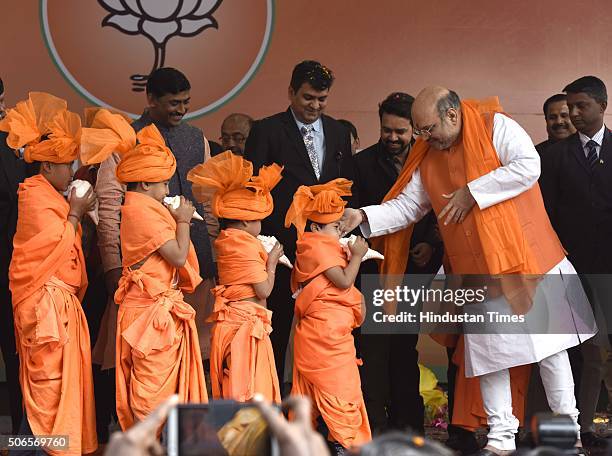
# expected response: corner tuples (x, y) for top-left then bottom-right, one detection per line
(353, 92), (443, 436)
(219, 113), (253, 156)
(535, 94), (576, 155)
(540, 75), (612, 450)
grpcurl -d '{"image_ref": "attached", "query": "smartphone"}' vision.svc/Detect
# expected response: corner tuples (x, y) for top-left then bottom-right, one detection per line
(167, 400), (280, 456)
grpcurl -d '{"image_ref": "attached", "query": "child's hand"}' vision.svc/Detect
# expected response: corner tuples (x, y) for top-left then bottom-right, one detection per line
(349, 236), (368, 258)
(69, 186), (96, 218)
(168, 196), (195, 223)
(267, 241), (284, 266)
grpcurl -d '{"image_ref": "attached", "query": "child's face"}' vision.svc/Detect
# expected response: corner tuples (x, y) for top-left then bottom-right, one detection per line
(243, 219), (262, 237)
(42, 161), (74, 193)
(311, 220), (342, 240)
(142, 180), (170, 202)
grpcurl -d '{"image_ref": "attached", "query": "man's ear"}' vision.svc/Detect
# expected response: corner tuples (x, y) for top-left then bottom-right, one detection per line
(40, 161), (53, 174)
(288, 86), (295, 101)
(140, 182), (150, 191)
(310, 222), (320, 232)
(146, 93), (157, 108)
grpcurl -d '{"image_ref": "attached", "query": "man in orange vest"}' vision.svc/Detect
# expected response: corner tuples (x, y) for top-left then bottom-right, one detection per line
(342, 86), (596, 455)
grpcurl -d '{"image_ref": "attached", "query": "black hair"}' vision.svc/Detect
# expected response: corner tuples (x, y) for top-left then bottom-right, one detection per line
(290, 60), (334, 92)
(126, 182), (140, 191)
(378, 92), (415, 122)
(360, 432), (454, 456)
(563, 76), (607, 104)
(542, 93), (567, 116)
(436, 90), (461, 119)
(337, 119), (358, 139)
(146, 67), (191, 98)
(0, 77), (4, 94)
(219, 218), (242, 230)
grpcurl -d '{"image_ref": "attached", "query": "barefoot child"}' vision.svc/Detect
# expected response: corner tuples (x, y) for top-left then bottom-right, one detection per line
(80, 109), (207, 430)
(285, 178), (371, 452)
(188, 151), (283, 402)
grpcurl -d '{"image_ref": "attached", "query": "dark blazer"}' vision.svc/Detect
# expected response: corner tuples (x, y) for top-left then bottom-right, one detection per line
(535, 138), (556, 156)
(353, 141), (443, 275)
(244, 108), (356, 259)
(0, 133), (28, 286)
(132, 113), (215, 278)
(540, 129), (612, 273)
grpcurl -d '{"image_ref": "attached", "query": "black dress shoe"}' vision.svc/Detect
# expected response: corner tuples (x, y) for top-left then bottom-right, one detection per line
(580, 431), (609, 449)
(446, 425), (481, 455)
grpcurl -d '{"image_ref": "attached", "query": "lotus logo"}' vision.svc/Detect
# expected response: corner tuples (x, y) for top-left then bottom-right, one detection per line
(98, 0), (223, 91)
(40, 0), (274, 119)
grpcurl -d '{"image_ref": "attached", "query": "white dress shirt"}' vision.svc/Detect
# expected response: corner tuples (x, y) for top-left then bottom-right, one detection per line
(578, 123), (606, 159)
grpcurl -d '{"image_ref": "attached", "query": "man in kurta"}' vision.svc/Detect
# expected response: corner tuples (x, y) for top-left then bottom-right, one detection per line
(80, 109), (208, 430)
(342, 87), (595, 455)
(188, 151), (283, 403)
(2, 93), (98, 455)
(286, 179), (371, 454)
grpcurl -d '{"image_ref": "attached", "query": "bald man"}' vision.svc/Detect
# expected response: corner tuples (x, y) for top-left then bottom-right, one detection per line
(342, 87), (595, 454)
(220, 113), (253, 156)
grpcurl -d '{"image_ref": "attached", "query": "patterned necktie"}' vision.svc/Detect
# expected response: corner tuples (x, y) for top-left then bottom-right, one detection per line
(300, 125), (320, 180)
(586, 140), (598, 170)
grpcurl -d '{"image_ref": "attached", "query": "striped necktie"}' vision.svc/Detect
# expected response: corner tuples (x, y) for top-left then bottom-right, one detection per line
(300, 125), (320, 180)
(586, 140), (598, 170)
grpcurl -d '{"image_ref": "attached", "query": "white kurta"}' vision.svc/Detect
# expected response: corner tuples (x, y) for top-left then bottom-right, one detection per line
(360, 114), (596, 376)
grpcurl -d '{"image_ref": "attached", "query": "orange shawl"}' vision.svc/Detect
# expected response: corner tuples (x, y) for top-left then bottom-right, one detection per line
(209, 229), (280, 402)
(9, 174), (96, 455)
(115, 191), (207, 430)
(291, 232), (371, 448)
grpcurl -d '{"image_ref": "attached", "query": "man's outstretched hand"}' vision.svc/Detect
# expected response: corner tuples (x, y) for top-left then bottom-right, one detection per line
(340, 208), (364, 236)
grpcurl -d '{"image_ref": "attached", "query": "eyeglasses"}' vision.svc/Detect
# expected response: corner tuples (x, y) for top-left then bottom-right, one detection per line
(413, 123), (436, 139)
(220, 134), (247, 144)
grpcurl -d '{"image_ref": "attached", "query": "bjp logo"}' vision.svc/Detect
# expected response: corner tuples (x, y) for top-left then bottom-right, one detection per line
(40, 0), (274, 119)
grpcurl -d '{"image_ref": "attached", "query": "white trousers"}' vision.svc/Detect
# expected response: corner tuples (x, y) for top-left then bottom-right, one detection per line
(479, 350), (579, 451)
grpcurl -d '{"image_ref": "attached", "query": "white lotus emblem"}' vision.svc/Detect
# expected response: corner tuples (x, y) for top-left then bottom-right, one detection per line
(98, 0), (223, 91)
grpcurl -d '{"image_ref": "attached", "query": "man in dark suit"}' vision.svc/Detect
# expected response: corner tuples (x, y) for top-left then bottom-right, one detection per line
(540, 75), (612, 449)
(0, 77), (25, 434)
(535, 93), (576, 155)
(353, 92), (442, 436)
(245, 60), (355, 388)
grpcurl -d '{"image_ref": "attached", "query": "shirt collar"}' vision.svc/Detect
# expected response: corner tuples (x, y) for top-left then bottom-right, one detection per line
(579, 123), (606, 148)
(290, 109), (322, 133)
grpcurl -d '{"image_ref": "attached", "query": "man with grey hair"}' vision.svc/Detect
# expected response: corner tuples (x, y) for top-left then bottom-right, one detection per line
(342, 86), (594, 454)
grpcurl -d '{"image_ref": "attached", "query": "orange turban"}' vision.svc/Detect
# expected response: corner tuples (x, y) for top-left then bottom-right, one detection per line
(80, 108), (176, 183)
(285, 178), (352, 237)
(187, 150), (282, 220)
(0, 92), (79, 163)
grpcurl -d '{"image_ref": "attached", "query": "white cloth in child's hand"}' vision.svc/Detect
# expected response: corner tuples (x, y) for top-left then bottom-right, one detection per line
(67, 179), (99, 225)
(163, 196), (204, 221)
(257, 235), (293, 269)
(339, 235), (384, 262)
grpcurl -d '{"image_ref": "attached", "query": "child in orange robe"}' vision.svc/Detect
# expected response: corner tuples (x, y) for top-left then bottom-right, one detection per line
(285, 178), (372, 452)
(2, 93), (98, 455)
(80, 109), (207, 430)
(188, 151), (283, 402)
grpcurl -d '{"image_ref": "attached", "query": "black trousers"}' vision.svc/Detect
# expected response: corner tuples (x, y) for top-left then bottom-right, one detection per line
(0, 284), (23, 435)
(359, 332), (424, 434)
(267, 266), (294, 391)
